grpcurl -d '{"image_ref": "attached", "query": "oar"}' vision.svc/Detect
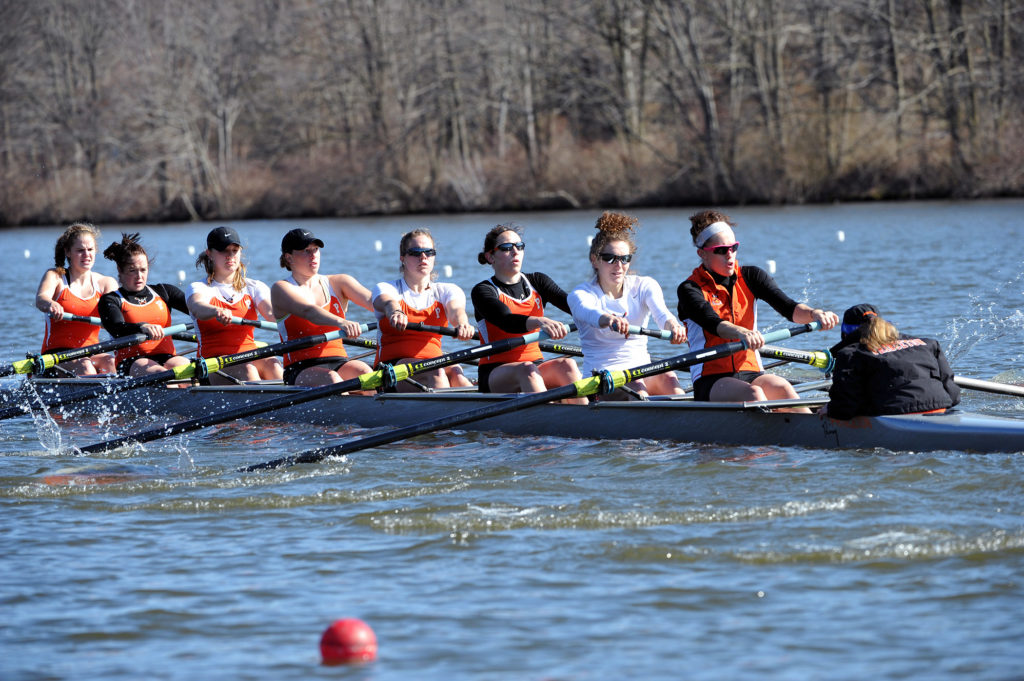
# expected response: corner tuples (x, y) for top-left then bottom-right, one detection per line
(246, 322), (821, 471)
(76, 326), (568, 454)
(405, 322), (584, 358)
(0, 323), (192, 378)
(953, 376), (1024, 398)
(57, 312), (103, 325)
(758, 345), (834, 372)
(0, 323), (375, 420)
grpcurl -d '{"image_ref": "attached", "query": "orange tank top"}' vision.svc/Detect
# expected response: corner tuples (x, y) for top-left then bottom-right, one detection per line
(278, 275), (349, 366)
(375, 282), (448, 364)
(42, 273), (103, 352)
(114, 288), (176, 364)
(194, 294), (259, 358)
(477, 278), (544, 366)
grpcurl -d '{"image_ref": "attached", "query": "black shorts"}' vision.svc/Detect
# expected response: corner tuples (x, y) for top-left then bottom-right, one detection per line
(117, 353), (175, 376)
(283, 357), (349, 385)
(692, 371), (764, 401)
(476, 360), (542, 393)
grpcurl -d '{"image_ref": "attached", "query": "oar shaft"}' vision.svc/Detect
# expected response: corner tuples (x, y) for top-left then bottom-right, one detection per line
(758, 345), (834, 372)
(78, 328), (554, 453)
(253, 323), (819, 469)
(0, 322), (191, 379)
(953, 376), (1024, 398)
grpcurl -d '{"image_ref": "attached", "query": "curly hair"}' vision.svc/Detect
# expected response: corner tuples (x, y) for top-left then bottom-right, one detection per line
(590, 211), (638, 258)
(688, 210), (735, 246)
(53, 222), (101, 275)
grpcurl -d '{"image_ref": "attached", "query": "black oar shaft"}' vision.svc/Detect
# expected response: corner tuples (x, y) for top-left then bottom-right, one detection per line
(77, 329), (553, 453)
(249, 323), (818, 470)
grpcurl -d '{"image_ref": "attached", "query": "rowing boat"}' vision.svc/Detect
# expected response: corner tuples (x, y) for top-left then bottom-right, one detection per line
(4, 377), (1022, 453)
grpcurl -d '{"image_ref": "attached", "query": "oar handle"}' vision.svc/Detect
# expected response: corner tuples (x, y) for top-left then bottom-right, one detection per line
(229, 316), (279, 331)
(626, 325), (672, 340)
(405, 322), (479, 340)
(59, 312), (102, 325)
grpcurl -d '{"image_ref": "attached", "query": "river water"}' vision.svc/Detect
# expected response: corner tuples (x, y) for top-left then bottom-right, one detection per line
(1, 200), (1023, 680)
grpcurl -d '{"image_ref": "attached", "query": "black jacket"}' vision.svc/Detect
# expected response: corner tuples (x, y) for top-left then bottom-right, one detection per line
(827, 334), (960, 420)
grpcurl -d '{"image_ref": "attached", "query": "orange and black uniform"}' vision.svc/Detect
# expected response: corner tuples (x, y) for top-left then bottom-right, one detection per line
(98, 283), (188, 373)
(677, 264), (798, 400)
(41, 273), (104, 353)
(470, 272), (571, 392)
(827, 334), (960, 419)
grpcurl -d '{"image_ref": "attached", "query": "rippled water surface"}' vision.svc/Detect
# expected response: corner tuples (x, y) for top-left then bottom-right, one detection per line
(2, 201), (1023, 680)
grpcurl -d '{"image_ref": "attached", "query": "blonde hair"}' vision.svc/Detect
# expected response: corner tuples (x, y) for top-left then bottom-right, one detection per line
(54, 222), (101, 275)
(195, 250), (247, 292)
(860, 317), (901, 352)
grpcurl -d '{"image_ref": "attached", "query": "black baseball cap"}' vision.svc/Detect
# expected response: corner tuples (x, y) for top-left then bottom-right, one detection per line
(281, 228), (325, 253)
(841, 303), (879, 339)
(207, 226), (241, 251)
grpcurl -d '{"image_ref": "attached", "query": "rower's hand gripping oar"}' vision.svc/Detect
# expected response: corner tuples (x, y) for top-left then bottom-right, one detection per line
(405, 322), (584, 358)
(0, 322), (193, 379)
(247, 322), (822, 471)
(1, 323), (375, 420)
(76, 325), (568, 454)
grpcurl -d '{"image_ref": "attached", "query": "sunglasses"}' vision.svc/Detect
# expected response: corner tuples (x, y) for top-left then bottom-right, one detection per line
(493, 241), (526, 253)
(597, 252), (632, 265)
(405, 247), (436, 257)
(701, 242), (739, 256)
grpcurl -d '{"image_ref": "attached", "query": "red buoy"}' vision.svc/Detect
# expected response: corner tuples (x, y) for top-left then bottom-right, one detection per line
(320, 618), (378, 664)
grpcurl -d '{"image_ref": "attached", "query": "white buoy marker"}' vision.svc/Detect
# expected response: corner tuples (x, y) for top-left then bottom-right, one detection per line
(187, 245), (195, 256)
(374, 240), (382, 252)
(767, 259), (777, 274)
(178, 269), (186, 283)
(837, 230), (845, 242)
(443, 265), (453, 278)
(24, 249), (31, 259)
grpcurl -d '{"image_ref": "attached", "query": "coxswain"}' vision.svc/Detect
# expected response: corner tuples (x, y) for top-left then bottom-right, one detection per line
(825, 303), (960, 419)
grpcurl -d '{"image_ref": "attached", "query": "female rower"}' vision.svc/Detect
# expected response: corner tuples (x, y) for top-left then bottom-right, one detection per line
(676, 210), (838, 411)
(99, 233), (192, 376)
(34, 222), (119, 375)
(825, 304), (959, 419)
(372, 229), (475, 391)
(187, 226), (283, 385)
(568, 212), (687, 400)
(470, 223), (586, 405)
(271, 228), (374, 388)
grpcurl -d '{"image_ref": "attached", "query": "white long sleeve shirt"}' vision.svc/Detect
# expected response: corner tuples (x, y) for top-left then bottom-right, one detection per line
(568, 275), (679, 374)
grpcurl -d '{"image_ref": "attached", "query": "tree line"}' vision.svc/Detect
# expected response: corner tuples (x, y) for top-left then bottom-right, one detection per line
(0, 0), (1020, 226)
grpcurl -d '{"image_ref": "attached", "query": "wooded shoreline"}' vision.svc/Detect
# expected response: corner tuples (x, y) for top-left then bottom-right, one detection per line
(1, 0), (1020, 227)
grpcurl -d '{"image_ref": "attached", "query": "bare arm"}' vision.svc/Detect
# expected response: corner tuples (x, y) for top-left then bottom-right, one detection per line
(35, 269), (63, 318)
